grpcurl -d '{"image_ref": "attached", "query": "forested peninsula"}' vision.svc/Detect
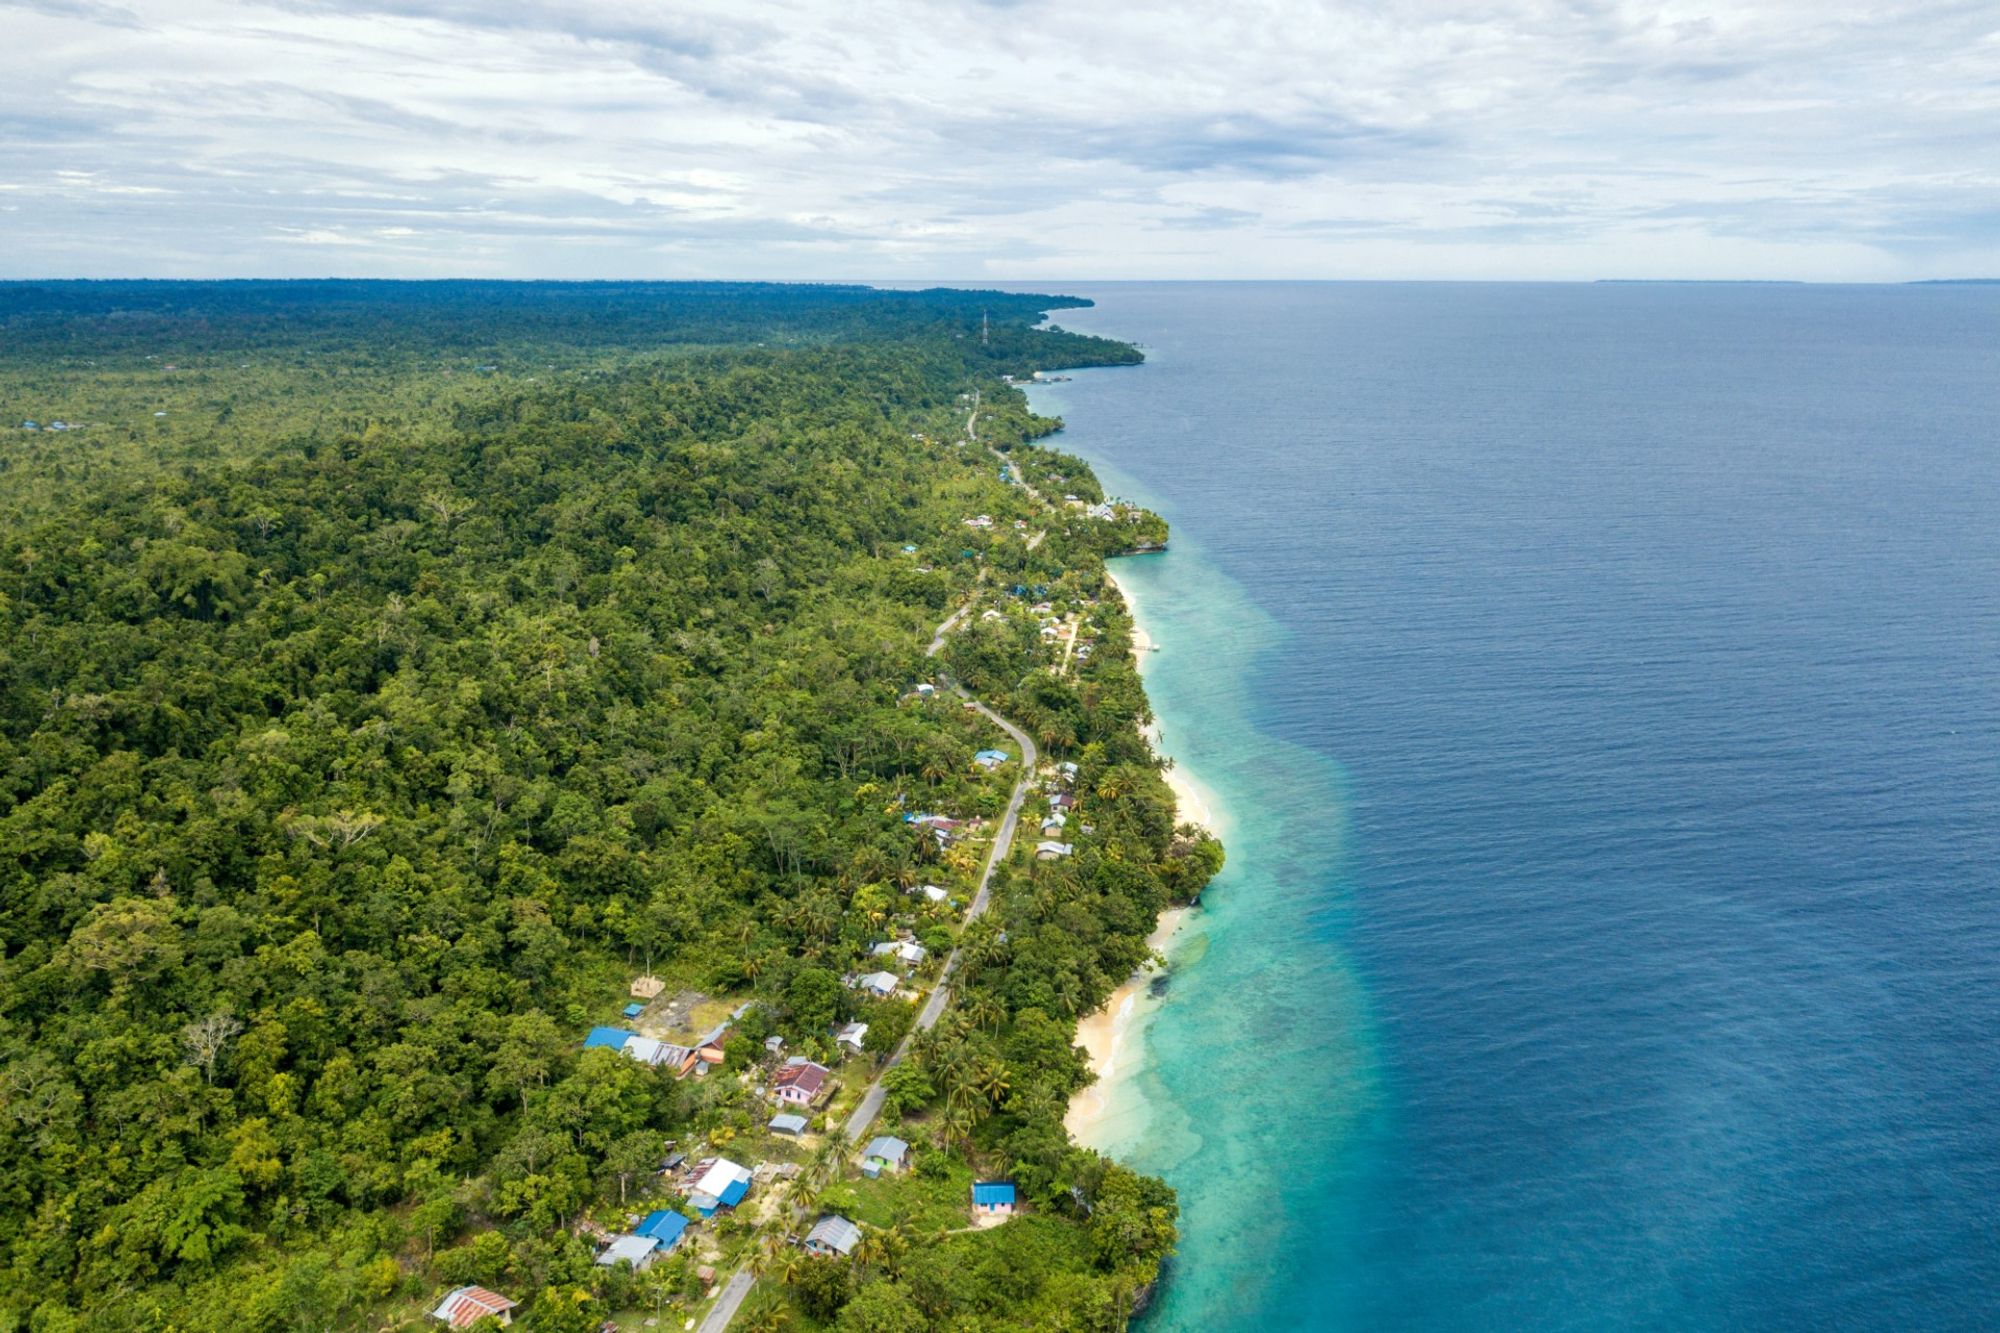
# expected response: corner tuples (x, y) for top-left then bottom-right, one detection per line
(0, 282), (1219, 1332)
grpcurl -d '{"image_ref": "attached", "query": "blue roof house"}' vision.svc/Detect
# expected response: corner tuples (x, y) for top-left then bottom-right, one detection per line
(972, 1181), (1017, 1218)
(635, 1210), (690, 1252)
(622, 1002), (646, 1019)
(584, 1026), (637, 1050)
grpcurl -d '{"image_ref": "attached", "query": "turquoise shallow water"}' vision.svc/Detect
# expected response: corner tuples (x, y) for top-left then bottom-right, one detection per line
(1026, 283), (2000, 1331)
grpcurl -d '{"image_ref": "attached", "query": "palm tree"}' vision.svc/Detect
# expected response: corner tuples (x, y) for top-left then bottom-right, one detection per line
(743, 1304), (792, 1333)
(974, 1059), (1011, 1108)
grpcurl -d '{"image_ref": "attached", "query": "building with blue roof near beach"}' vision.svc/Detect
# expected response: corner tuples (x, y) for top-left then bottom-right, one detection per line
(971, 1181), (1016, 1217)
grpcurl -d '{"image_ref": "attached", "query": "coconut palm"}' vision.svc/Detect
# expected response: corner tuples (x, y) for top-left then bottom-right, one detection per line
(973, 1059), (1011, 1107)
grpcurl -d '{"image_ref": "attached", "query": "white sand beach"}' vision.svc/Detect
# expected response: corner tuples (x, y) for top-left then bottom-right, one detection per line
(1067, 563), (1222, 1145)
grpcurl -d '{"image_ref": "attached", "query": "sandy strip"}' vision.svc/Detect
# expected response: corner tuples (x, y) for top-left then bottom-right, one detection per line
(1066, 905), (1187, 1142)
(1067, 562), (1223, 1143)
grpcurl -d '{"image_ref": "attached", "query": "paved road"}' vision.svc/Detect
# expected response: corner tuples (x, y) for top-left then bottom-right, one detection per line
(706, 581), (1041, 1329)
(925, 600), (972, 657)
(845, 683), (1038, 1143)
(697, 1269), (755, 1333)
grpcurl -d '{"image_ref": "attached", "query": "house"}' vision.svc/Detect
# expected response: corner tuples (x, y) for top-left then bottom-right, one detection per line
(871, 940), (928, 967)
(1050, 793), (1076, 811)
(768, 1112), (808, 1136)
(1041, 814), (1067, 836)
(430, 1286), (517, 1328)
(972, 1181), (1017, 1218)
(1058, 762), (1079, 780)
(1035, 841), (1074, 861)
(804, 1215), (862, 1258)
(772, 1058), (831, 1107)
(636, 1209), (691, 1252)
(861, 1136), (909, 1176)
(621, 1002), (646, 1020)
(765, 1034), (786, 1054)
(584, 1026), (638, 1051)
(697, 1040), (728, 1068)
(595, 1234), (661, 1270)
(973, 749), (1009, 770)
(916, 884), (949, 904)
(835, 1021), (868, 1054)
(854, 971), (901, 999)
(622, 1036), (699, 1076)
(915, 682), (936, 697)
(689, 1158), (753, 1215)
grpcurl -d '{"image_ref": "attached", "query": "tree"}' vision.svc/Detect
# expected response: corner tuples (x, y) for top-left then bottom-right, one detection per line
(787, 966), (843, 1037)
(180, 1012), (244, 1084)
(835, 1280), (926, 1333)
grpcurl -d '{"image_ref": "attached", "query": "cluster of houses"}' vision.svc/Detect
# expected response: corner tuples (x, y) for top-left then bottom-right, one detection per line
(594, 1206), (692, 1271)
(582, 1024), (727, 1078)
(1036, 763), (1083, 860)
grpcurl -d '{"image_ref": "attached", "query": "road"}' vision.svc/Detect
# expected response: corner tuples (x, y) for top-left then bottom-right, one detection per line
(704, 578), (1040, 1331)
(843, 681), (1040, 1139)
(698, 1270), (755, 1333)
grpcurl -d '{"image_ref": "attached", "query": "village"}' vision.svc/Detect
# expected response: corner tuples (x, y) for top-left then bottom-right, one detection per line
(423, 520), (1119, 1330)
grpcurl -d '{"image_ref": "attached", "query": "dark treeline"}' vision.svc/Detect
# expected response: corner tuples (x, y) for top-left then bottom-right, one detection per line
(0, 283), (1203, 1331)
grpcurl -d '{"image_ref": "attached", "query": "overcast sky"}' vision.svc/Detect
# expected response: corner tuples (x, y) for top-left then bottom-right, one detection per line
(3, 0), (1996, 281)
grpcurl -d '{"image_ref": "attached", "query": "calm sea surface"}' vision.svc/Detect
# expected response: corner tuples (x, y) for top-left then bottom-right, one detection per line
(1023, 283), (2000, 1330)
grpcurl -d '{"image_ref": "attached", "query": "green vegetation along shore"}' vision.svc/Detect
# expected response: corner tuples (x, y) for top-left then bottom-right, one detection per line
(0, 281), (1220, 1332)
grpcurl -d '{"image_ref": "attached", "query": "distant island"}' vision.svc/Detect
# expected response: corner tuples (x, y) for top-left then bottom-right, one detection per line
(0, 281), (1217, 1331)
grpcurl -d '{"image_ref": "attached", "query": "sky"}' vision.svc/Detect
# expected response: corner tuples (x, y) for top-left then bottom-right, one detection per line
(2, 0), (1997, 281)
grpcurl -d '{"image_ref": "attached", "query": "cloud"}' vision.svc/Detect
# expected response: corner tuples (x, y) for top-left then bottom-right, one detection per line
(0, 0), (1995, 279)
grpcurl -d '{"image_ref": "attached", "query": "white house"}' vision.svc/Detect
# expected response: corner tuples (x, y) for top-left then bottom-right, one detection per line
(594, 1234), (661, 1271)
(871, 940), (928, 967)
(1035, 840), (1074, 860)
(854, 970), (901, 998)
(835, 1021), (869, 1054)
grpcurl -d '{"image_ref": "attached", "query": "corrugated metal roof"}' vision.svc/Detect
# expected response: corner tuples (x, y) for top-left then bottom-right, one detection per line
(584, 1026), (636, 1049)
(806, 1214), (862, 1255)
(595, 1234), (656, 1267)
(768, 1113), (808, 1134)
(972, 1181), (1016, 1206)
(636, 1210), (689, 1247)
(863, 1136), (908, 1162)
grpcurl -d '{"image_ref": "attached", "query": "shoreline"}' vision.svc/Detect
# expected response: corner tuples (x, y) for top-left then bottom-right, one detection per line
(1066, 561), (1221, 1146)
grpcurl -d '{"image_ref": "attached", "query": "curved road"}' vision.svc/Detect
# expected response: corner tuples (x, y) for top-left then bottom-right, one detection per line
(700, 590), (1039, 1333)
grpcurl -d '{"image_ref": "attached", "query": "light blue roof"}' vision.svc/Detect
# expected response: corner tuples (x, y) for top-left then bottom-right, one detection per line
(584, 1026), (636, 1050)
(636, 1210), (689, 1248)
(622, 1002), (645, 1018)
(972, 1181), (1016, 1206)
(974, 749), (1009, 762)
(769, 1113), (808, 1134)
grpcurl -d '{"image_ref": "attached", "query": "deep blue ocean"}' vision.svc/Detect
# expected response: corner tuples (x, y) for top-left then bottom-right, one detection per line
(1022, 283), (2000, 1330)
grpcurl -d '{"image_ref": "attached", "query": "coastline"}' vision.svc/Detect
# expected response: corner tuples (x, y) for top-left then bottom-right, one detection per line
(1066, 560), (1222, 1147)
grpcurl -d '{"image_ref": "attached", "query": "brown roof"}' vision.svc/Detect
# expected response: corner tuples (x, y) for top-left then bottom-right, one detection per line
(774, 1060), (830, 1096)
(434, 1286), (516, 1327)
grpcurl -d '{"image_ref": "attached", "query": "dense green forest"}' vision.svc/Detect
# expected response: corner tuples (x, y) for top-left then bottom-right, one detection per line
(0, 282), (1212, 1331)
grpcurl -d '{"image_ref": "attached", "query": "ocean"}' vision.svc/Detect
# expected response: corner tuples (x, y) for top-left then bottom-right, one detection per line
(1022, 283), (2000, 1330)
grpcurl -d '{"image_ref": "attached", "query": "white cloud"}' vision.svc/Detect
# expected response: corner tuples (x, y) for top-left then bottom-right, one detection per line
(0, 0), (1995, 278)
